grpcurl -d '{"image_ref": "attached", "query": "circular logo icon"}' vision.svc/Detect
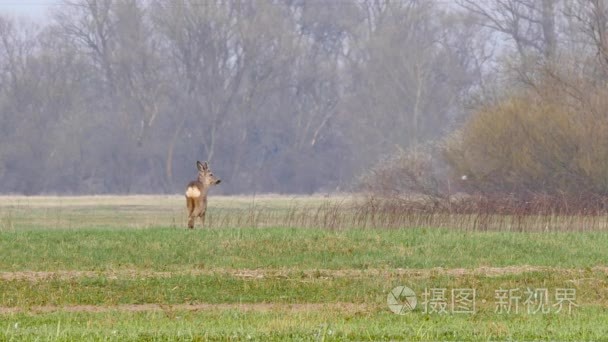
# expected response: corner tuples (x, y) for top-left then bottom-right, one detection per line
(387, 286), (417, 315)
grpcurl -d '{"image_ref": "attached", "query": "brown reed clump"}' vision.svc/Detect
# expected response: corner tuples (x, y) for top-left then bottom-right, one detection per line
(199, 192), (608, 232)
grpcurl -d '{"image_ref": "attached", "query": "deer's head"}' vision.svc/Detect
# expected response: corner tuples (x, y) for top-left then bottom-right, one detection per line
(197, 161), (221, 187)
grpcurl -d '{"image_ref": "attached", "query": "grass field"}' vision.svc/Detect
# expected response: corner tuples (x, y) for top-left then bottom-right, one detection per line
(1, 195), (608, 340)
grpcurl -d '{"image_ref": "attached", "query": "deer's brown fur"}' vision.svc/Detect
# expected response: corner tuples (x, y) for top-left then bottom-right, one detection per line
(185, 161), (221, 229)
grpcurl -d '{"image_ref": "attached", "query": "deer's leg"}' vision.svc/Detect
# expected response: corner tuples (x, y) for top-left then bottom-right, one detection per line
(190, 199), (209, 229)
(187, 197), (198, 229)
(187, 215), (195, 229)
(186, 197), (194, 214)
(199, 208), (206, 227)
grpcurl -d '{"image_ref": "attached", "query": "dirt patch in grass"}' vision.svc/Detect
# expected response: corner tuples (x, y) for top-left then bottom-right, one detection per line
(2, 266), (607, 281)
(0, 270), (173, 281)
(0, 302), (375, 315)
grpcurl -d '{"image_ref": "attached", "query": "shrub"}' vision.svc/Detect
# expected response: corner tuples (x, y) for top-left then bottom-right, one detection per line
(358, 144), (453, 199)
(444, 82), (608, 196)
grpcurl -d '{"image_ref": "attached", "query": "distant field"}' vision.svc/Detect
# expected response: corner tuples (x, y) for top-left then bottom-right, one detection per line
(1, 195), (608, 340)
(0, 194), (352, 230)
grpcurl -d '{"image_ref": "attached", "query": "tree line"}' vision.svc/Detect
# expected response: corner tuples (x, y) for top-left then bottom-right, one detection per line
(0, 0), (603, 195)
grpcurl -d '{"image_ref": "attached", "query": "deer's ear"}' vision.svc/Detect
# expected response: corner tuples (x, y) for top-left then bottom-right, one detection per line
(197, 161), (208, 172)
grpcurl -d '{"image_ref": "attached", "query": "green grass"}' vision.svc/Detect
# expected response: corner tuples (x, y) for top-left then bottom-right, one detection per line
(2, 227), (608, 271)
(3, 307), (608, 341)
(1, 195), (608, 340)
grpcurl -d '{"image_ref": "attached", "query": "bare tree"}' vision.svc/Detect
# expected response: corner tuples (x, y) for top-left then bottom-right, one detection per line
(459, 0), (558, 62)
(54, 0), (165, 192)
(564, 0), (608, 77)
(343, 1), (479, 172)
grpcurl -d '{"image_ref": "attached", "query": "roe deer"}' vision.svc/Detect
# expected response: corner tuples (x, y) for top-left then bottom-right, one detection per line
(185, 161), (221, 229)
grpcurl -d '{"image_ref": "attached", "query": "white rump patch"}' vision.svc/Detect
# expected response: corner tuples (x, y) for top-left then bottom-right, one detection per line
(185, 186), (201, 198)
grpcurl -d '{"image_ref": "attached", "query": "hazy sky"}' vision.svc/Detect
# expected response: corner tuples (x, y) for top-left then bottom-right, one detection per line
(0, 0), (59, 20)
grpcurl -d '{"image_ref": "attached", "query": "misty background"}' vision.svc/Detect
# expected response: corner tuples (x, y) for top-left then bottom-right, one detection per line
(0, 0), (605, 195)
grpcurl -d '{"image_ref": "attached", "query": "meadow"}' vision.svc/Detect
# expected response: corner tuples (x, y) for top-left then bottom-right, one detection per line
(1, 195), (608, 341)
